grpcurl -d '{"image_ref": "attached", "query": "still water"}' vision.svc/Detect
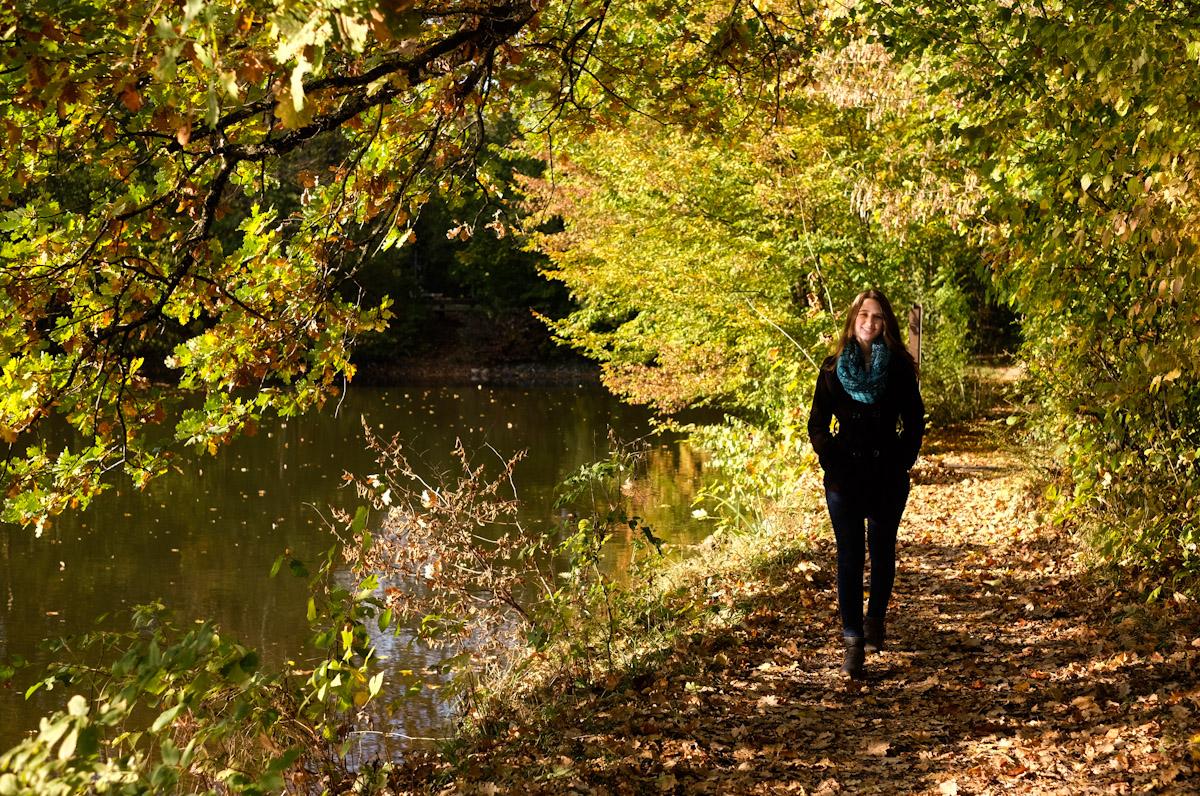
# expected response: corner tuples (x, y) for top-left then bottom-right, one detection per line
(0, 383), (709, 751)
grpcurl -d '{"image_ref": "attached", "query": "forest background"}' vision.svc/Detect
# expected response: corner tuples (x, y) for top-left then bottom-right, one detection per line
(1, 0), (1199, 792)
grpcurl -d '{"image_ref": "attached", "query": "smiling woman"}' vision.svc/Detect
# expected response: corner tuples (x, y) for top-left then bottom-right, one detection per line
(807, 288), (924, 679)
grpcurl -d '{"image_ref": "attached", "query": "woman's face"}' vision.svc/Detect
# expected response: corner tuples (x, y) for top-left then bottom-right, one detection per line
(854, 298), (886, 347)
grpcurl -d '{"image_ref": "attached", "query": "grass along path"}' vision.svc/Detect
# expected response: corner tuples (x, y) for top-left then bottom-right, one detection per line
(390, 422), (1200, 796)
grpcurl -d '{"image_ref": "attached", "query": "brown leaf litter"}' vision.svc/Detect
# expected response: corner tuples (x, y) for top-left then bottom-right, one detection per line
(388, 423), (1200, 795)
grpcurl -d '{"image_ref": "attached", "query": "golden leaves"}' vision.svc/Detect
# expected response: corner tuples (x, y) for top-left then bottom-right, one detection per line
(273, 82), (313, 129)
(235, 9), (256, 35)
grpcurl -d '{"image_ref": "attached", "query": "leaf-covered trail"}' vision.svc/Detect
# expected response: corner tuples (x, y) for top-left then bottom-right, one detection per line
(399, 426), (1200, 795)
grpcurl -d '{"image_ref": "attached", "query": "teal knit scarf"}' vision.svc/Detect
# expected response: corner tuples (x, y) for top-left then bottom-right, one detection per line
(837, 341), (891, 404)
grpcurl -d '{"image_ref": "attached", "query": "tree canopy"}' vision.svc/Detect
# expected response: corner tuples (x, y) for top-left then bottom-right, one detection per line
(854, 0), (1200, 570)
(524, 0), (1200, 572)
(3, 0), (1199, 577)
(0, 0), (807, 526)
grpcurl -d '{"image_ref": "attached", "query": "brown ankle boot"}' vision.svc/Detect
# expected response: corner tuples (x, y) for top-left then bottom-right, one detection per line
(840, 637), (865, 678)
(864, 617), (886, 653)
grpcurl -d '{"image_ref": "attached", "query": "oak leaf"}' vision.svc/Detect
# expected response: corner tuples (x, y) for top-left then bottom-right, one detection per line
(120, 87), (142, 112)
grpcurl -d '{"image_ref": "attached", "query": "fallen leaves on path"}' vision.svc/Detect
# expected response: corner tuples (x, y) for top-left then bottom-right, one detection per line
(391, 423), (1200, 795)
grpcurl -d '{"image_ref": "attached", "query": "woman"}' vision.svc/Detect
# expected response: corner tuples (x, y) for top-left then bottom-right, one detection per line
(807, 289), (925, 679)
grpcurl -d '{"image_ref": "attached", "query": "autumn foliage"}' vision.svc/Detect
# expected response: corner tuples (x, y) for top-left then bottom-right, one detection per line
(4, 1), (1200, 792)
(523, 0), (1200, 577)
(0, 0), (1197, 610)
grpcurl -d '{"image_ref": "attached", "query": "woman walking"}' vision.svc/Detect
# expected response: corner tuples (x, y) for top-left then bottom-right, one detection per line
(807, 289), (925, 678)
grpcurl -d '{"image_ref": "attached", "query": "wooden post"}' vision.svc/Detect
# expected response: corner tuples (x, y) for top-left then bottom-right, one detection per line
(908, 304), (922, 374)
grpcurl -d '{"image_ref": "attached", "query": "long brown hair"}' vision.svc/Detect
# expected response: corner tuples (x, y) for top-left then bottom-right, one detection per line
(826, 288), (916, 375)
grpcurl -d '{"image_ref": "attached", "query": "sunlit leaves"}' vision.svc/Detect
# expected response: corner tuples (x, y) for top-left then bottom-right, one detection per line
(0, 0), (537, 525)
(0, 0), (844, 529)
(855, 0), (1200, 569)
(526, 122), (826, 415)
(524, 86), (975, 422)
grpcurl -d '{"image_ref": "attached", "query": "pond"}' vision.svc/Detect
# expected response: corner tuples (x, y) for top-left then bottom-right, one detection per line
(0, 383), (713, 752)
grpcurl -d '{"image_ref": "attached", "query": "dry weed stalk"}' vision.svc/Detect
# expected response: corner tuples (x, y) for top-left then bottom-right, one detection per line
(338, 421), (555, 663)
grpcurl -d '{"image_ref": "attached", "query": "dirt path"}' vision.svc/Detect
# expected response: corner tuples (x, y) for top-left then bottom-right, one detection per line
(396, 426), (1200, 795)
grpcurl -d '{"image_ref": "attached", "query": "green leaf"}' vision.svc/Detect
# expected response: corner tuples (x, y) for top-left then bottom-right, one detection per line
(37, 716), (71, 749)
(67, 695), (89, 717)
(151, 704), (183, 732)
(57, 727), (79, 760)
(183, 0), (205, 27)
(205, 87), (220, 128)
(161, 738), (182, 766)
(219, 70), (240, 101)
(149, 763), (180, 789)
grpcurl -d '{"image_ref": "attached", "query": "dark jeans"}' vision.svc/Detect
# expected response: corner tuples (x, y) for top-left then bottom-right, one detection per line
(826, 483), (910, 638)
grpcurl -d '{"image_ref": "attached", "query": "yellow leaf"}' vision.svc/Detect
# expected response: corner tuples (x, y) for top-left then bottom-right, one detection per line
(274, 84), (313, 129)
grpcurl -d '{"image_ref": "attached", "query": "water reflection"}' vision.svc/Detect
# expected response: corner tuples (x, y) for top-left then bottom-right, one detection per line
(0, 384), (709, 751)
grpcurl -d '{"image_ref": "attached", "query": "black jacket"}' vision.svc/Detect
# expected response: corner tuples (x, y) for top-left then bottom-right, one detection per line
(807, 353), (925, 495)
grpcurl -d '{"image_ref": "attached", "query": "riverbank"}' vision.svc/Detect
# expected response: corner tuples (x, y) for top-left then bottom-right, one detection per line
(382, 417), (1200, 795)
